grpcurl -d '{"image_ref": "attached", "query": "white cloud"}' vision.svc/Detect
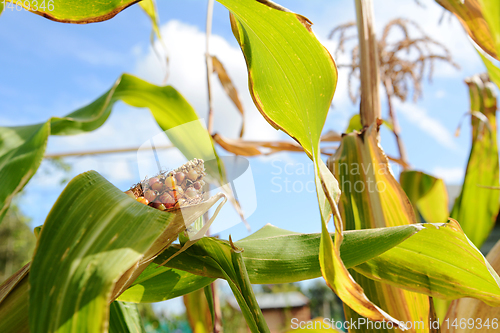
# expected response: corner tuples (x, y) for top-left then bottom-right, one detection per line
(432, 166), (464, 184)
(396, 100), (458, 150)
(435, 90), (446, 99)
(134, 20), (289, 142)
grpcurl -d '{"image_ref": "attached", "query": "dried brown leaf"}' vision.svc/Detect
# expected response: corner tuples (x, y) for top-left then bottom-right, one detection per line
(212, 56), (245, 137)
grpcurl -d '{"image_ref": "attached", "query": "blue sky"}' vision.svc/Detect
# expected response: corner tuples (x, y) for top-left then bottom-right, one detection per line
(0, 0), (491, 240)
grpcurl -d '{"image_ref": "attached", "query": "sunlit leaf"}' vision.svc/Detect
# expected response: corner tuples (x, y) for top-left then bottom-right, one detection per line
(0, 74), (226, 224)
(451, 74), (499, 248)
(4, 0), (139, 24)
(219, 0), (394, 325)
(436, 0), (500, 60)
(442, 239), (500, 333)
(183, 288), (212, 333)
(400, 170), (449, 223)
(354, 219), (500, 306)
(139, 0), (169, 82)
(328, 124), (430, 331)
(478, 50), (500, 91)
(109, 301), (145, 333)
(0, 123), (50, 221)
(123, 221), (500, 311)
(346, 114), (363, 133)
(120, 224), (419, 303)
(0, 264), (30, 333)
(29, 171), (221, 333)
(168, 236), (270, 333)
(117, 267), (215, 303)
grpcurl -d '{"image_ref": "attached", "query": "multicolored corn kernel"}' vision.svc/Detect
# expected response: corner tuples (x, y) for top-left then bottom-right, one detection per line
(175, 172), (186, 183)
(152, 202), (167, 211)
(136, 197), (149, 205)
(144, 189), (157, 202)
(150, 181), (164, 192)
(185, 187), (198, 198)
(187, 169), (198, 181)
(164, 176), (176, 190)
(158, 192), (175, 208)
(127, 158), (206, 211)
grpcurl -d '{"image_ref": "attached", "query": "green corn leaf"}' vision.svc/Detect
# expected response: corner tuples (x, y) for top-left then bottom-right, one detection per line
(124, 220), (500, 309)
(346, 114), (363, 133)
(0, 264), (30, 333)
(353, 219), (500, 307)
(479, 51), (500, 89)
(0, 74), (217, 224)
(118, 223), (419, 303)
(437, 0), (500, 91)
(0, 122), (50, 222)
(218, 0), (396, 325)
(329, 124), (430, 332)
(6, 220), (500, 330)
(451, 75), (499, 248)
(3, 0), (140, 24)
(400, 170), (449, 223)
(442, 238), (500, 333)
(436, 0), (500, 60)
(109, 301), (145, 333)
(118, 266), (215, 303)
(183, 287), (213, 333)
(28, 171), (222, 333)
(170, 236), (270, 333)
(139, 0), (162, 42)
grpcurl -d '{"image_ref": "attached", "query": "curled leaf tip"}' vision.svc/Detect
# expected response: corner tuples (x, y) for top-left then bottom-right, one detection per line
(446, 217), (464, 232)
(229, 235), (243, 252)
(296, 15), (313, 32)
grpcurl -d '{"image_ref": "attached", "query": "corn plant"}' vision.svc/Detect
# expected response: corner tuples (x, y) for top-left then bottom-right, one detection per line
(1, 0), (500, 333)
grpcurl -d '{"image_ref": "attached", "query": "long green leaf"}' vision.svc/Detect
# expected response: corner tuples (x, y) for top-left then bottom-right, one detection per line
(329, 124), (430, 332)
(479, 51), (500, 89)
(218, 0), (394, 324)
(436, 0), (500, 60)
(0, 264), (30, 333)
(118, 223), (420, 303)
(29, 171), (220, 333)
(436, 0), (500, 91)
(109, 301), (145, 333)
(442, 238), (500, 333)
(118, 267), (215, 303)
(183, 287), (212, 333)
(171, 236), (270, 333)
(451, 75), (499, 248)
(400, 170), (449, 223)
(0, 123), (50, 221)
(354, 219), (500, 306)
(123, 220), (500, 308)
(0, 74), (214, 224)
(4, 0), (140, 23)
